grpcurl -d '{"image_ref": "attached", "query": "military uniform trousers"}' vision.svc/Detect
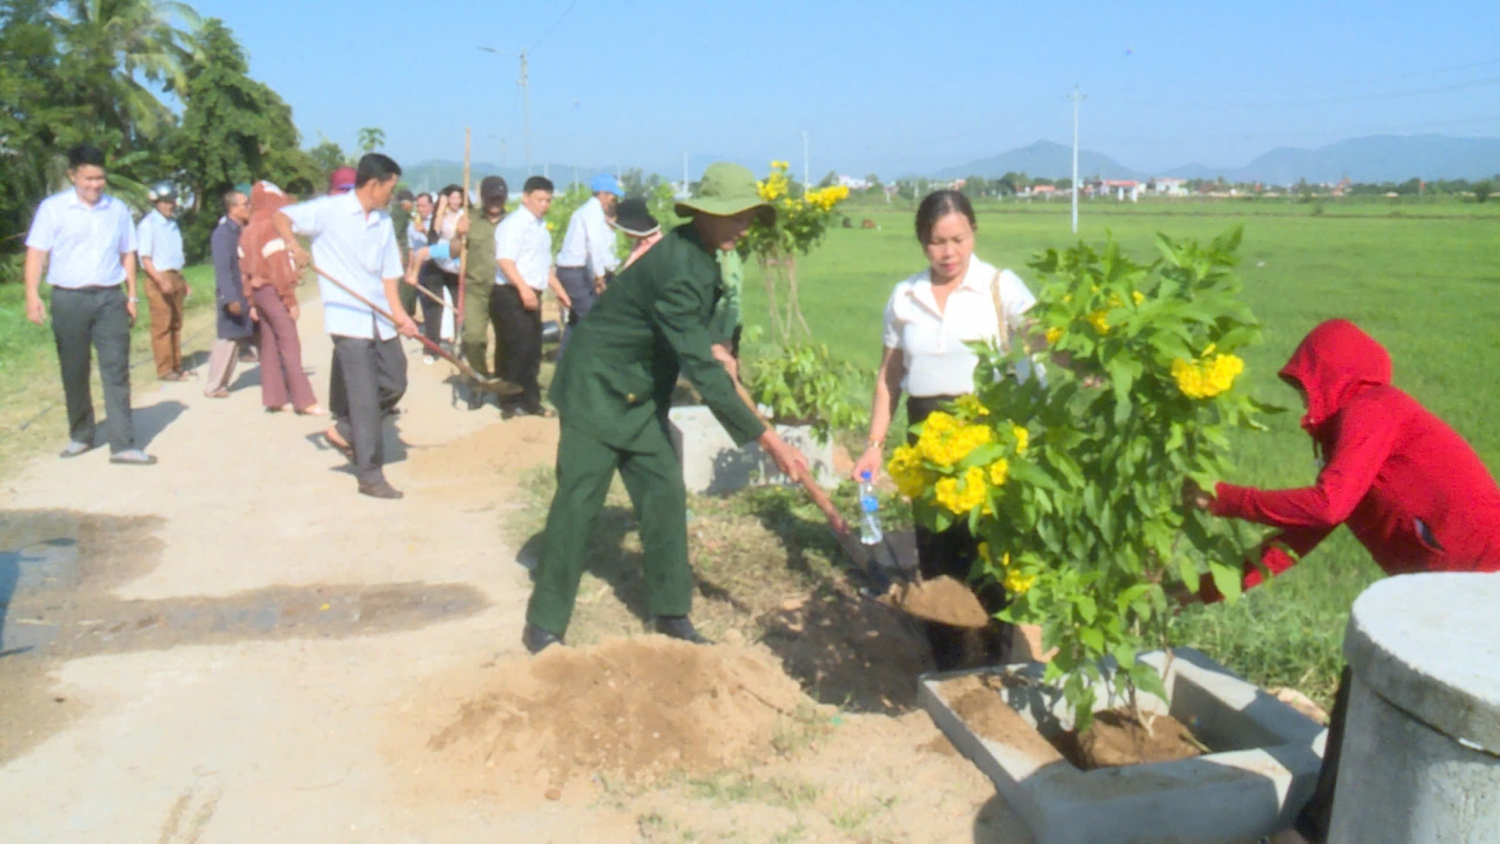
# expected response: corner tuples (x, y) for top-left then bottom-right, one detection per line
(526, 416), (692, 637)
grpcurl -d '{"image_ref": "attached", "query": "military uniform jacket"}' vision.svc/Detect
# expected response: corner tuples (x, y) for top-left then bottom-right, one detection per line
(549, 224), (766, 451)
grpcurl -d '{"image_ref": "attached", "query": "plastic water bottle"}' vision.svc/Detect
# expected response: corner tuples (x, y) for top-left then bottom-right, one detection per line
(858, 471), (884, 546)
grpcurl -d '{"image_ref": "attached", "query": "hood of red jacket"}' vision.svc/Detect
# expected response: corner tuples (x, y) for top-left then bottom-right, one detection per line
(249, 181), (292, 223)
(1279, 319), (1392, 433)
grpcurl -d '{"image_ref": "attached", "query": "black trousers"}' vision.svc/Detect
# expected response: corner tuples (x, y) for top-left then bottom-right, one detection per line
(491, 284), (543, 411)
(1295, 665), (1353, 842)
(51, 285), (136, 453)
(418, 264), (459, 347)
(908, 394), (1011, 670)
(328, 334), (407, 485)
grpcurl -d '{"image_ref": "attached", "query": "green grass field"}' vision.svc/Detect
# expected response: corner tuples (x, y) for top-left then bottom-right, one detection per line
(740, 199), (1500, 705)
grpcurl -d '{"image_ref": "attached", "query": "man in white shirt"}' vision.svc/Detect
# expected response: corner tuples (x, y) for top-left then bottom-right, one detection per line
(555, 173), (621, 349)
(137, 182), (189, 381)
(493, 175), (572, 417)
(273, 153), (418, 499)
(23, 145), (156, 465)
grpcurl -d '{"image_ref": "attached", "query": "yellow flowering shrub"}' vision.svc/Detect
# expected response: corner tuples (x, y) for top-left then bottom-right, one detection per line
(898, 227), (1274, 732)
(742, 160), (852, 346)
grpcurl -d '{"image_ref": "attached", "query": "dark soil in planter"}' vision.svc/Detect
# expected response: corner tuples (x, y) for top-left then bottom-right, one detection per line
(1052, 709), (1206, 770)
(940, 673), (1209, 770)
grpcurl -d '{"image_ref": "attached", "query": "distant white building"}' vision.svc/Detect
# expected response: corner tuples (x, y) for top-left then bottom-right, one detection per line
(836, 174), (871, 191)
(1152, 177), (1188, 197)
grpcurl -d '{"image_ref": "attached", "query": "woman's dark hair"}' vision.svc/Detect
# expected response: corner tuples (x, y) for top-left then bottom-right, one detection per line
(914, 189), (976, 244)
(67, 145), (106, 170)
(439, 183), (463, 200)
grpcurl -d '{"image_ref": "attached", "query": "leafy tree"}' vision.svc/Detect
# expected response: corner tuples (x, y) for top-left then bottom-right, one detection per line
(960, 175), (989, 198)
(0, 0), (78, 242)
(817, 170), (839, 188)
(863, 173), (882, 191)
(1055, 177), (1073, 190)
(171, 18), (321, 257)
(1474, 181), (1492, 204)
(357, 127), (385, 154)
(308, 139), (349, 177)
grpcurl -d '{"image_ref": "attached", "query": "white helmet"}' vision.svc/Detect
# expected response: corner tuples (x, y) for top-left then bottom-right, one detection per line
(147, 181), (178, 202)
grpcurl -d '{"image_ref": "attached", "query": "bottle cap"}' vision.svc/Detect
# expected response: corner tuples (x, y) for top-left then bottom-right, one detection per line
(860, 470), (872, 481)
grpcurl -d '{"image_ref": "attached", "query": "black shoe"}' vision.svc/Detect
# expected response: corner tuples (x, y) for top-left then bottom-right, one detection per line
(522, 623), (563, 654)
(654, 615), (711, 645)
(358, 480), (404, 499)
(466, 391), (486, 411)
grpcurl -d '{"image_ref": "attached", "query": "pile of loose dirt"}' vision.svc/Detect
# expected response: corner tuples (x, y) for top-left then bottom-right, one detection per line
(424, 636), (816, 787)
(881, 575), (990, 628)
(1053, 709), (1206, 770)
(942, 674), (1062, 759)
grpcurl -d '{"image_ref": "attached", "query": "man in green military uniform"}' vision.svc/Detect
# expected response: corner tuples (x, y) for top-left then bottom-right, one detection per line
(523, 162), (809, 653)
(455, 176), (509, 409)
(391, 189), (419, 317)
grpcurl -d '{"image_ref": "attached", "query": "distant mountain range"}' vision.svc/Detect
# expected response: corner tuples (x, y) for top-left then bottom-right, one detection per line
(935, 135), (1500, 185)
(396, 134), (1500, 192)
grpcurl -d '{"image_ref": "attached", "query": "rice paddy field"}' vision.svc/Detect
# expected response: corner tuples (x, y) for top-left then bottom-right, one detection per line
(741, 196), (1500, 704)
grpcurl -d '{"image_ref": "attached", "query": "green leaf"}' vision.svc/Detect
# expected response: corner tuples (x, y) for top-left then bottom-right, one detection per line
(1079, 627), (1105, 653)
(1076, 595), (1098, 624)
(1175, 555), (1201, 592)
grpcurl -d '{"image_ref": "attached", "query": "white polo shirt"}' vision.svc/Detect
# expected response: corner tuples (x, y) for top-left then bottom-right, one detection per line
(136, 209), (185, 272)
(280, 193), (404, 340)
(556, 195), (620, 277)
(495, 204), (552, 291)
(882, 255), (1036, 397)
(24, 190), (136, 289)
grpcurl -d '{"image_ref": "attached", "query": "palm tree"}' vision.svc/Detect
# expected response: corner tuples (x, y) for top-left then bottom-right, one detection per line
(56, 0), (200, 148)
(357, 127), (386, 154)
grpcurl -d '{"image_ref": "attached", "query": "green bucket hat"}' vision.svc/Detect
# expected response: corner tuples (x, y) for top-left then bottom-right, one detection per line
(675, 162), (776, 224)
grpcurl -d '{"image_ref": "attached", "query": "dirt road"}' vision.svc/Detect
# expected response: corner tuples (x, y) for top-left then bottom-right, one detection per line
(0, 302), (1023, 843)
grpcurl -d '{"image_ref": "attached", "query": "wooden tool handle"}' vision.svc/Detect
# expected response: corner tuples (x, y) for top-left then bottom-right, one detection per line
(734, 381), (849, 535)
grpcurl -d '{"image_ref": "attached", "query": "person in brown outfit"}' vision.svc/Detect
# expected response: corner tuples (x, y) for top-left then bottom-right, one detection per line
(137, 182), (189, 380)
(239, 181), (325, 415)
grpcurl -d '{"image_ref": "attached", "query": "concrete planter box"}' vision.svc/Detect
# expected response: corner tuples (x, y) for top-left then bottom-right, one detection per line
(667, 405), (837, 495)
(919, 648), (1326, 844)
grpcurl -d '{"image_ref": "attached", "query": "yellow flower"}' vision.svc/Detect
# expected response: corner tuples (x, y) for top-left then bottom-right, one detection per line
(954, 394), (990, 419)
(934, 465), (987, 515)
(1171, 349), (1244, 399)
(915, 413), (991, 469)
(1086, 310), (1111, 335)
(886, 444), (931, 499)
(1132, 290), (1146, 305)
(1045, 326), (1064, 345)
(1062, 294), (1073, 304)
(1011, 425), (1029, 455)
(1003, 566), (1037, 595)
(988, 457), (1009, 487)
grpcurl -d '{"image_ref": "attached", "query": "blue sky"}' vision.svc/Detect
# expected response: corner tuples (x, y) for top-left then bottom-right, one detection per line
(191, 0), (1500, 178)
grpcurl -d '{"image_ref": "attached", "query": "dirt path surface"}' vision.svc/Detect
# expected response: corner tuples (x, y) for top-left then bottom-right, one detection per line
(0, 300), (1027, 843)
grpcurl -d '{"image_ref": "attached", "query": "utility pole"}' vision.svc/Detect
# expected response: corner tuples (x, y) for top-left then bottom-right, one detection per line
(519, 50), (532, 176)
(1070, 86), (1086, 235)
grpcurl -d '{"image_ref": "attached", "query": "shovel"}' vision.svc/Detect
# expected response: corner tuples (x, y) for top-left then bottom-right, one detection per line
(312, 265), (523, 397)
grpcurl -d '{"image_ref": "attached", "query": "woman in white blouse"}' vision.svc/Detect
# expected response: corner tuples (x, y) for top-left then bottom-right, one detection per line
(853, 190), (1036, 669)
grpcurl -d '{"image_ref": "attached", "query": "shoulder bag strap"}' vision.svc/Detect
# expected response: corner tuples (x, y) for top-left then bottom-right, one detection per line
(989, 269), (1011, 354)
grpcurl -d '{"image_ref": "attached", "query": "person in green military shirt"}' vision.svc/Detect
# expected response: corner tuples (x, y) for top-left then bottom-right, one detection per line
(523, 162), (810, 653)
(456, 176), (509, 409)
(391, 189), (419, 317)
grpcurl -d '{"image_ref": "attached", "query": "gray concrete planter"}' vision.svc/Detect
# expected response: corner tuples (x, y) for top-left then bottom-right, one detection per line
(668, 405), (837, 495)
(919, 648), (1326, 844)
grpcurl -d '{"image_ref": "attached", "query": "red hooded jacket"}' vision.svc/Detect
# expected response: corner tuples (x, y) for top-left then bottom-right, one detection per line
(1209, 319), (1500, 596)
(238, 181), (299, 311)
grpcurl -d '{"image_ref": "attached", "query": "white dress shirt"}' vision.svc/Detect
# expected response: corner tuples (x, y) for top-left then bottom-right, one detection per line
(556, 195), (620, 277)
(24, 190), (136, 289)
(281, 193), (404, 340)
(136, 209), (185, 272)
(882, 255), (1037, 397)
(494, 205), (552, 291)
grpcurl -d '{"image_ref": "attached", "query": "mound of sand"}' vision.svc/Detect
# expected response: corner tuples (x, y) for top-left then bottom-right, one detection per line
(881, 575), (990, 628)
(424, 636), (816, 787)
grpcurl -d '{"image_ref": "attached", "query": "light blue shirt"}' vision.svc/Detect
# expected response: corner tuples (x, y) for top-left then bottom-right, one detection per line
(24, 190), (136, 289)
(281, 193), (404, 340)
(136, 208), (185, 273)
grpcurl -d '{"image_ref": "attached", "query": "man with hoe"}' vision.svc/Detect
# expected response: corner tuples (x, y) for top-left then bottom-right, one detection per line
(522, 162), (810, 653)
(459, 175), (510, 410)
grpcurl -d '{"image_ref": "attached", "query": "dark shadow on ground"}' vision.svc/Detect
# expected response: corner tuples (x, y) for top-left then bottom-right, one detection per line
(227, 365), (262, 392)
(113, 399), (188, 449)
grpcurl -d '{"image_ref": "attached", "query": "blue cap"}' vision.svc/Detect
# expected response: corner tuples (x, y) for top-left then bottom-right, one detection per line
(590, 173), (622, 196)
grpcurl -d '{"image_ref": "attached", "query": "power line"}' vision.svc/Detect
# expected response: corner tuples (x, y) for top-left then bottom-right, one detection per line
(529, 0), (581, 52)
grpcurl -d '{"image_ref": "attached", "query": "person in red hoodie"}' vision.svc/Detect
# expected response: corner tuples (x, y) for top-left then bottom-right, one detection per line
(1185, 318), (1500, 842)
